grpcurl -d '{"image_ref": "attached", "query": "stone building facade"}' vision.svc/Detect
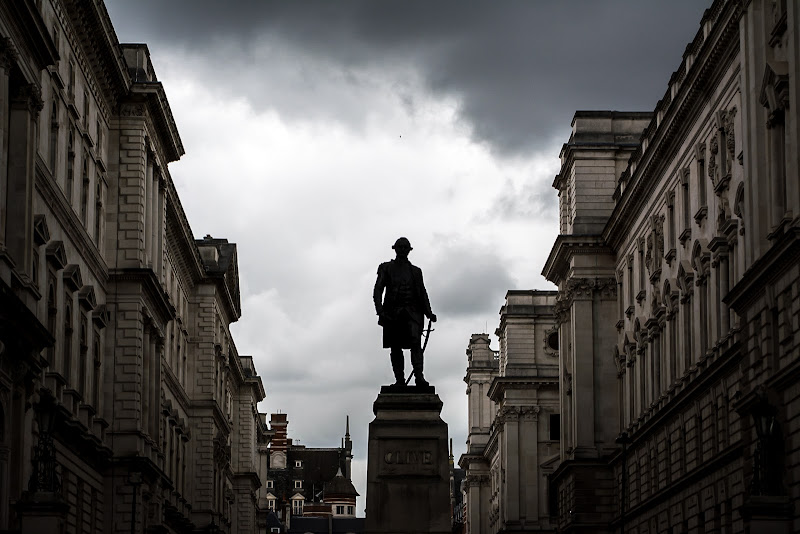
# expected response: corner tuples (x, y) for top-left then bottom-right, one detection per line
(0, 1), (269, 532)
(542, 0), (800, 532)
(460, 290), (560, 533)
(262, 413), (359, 532)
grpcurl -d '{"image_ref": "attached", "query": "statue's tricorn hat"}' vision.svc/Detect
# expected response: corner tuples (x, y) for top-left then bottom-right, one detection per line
(392, 237), (412, 250)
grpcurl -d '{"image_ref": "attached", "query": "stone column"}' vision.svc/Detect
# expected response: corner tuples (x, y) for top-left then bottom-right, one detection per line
(151, 334), (161, 442)
(144, 151), (154, 266)
(522, 406), (540, 523)
(501, 407), (520, 524)
(570, 290), (595, 456)
(0, 39), (15, 248)
(142, 318), (151, 435)
(719, 253), (730, 336)
(6, 83), (42, 276)
(156, 175), (166, 282)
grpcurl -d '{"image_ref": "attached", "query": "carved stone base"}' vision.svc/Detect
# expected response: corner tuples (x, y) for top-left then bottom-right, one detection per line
(365, 390), (450, 534)
(15, 491), (68, 534)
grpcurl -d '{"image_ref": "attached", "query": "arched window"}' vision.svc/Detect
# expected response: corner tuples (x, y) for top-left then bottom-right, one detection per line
(49, 101), (58, 172)
(692, 241), (710, 355)
(92, 331), (101, 409)
(677, 262), (694, 373)
(94, 179), (104, 247)
(64, 299), (73, 383)
(46, 284), (57, 366)
(66, 125), (75, 203)
(80, 153), (89, 225)
(79, 316), (88, 395)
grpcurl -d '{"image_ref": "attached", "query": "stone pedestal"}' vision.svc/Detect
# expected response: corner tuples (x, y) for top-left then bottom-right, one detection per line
(15, 491), (68, 534)
(365, 386), (451, 534)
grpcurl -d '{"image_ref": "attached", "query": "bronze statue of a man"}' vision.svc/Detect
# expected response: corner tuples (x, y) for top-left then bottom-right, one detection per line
(373, 237), (437, 387)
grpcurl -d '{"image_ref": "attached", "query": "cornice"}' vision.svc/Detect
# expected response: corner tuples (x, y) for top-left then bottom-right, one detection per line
(108, 268), (176, 327)
(488, 376), (559, 402)
(604, 0), (741, 250)
(57, 0), (130, 120)
(541, 234), (613, 285)
(724, 226), (800, 313)
(129, 82), (184, 163)
(164, 193), (206, 288)
(35, 157), (109, 288)
(4, 0), (58, 73)
(162, 361), (191, 413)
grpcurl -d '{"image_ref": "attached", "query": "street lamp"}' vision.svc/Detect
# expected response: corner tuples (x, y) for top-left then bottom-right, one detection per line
(28, 392), (59, 493)
(750, 397), (781, 496)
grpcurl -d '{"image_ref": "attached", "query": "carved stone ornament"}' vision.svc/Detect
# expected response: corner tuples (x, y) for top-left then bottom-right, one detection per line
(520, 405), (541, 421)
(119, 103), (146, 117)
(564, 276), (618, 302)
(645, 215), (665, 276)
(0, 37), (18, 70)
(12, 83), (44, 116)
(708, 134), (719, 187)
(496, 406), (520, 424)
(724, 108), (736, 170)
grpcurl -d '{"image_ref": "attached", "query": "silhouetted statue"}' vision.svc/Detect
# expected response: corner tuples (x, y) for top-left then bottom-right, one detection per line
(373, 237), (437, 387)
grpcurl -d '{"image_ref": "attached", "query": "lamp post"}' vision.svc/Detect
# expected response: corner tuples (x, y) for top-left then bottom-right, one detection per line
(615, 432), (630, 534)
(28, 392), (59, 493)
(750, 397), (780, 496)
(15, 390), (68, 534)
(129, 472), (142, 534)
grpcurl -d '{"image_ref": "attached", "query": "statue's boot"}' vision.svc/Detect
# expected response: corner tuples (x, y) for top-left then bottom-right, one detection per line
(414, 372), (429, 387)
(411, 348), (428, 387)
(390, 349), (405, 386)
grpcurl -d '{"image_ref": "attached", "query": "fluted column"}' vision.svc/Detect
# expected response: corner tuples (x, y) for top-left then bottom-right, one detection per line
(144, 151), (154, 266)
(7, 82), (42, 276)
(0, 39), (15, 247)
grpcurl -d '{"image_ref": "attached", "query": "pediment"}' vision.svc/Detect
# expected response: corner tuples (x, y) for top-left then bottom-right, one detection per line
(92, 304), (110, 329)
(290, 492), (305, 500)
(78, 285), (96, 311)
(45, 241), (67, 270)
(63, 264), (83, 291)
(33, 214), (50, 246)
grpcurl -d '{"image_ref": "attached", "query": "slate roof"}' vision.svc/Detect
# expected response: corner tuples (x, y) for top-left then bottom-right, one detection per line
(324, 469), (359, 498)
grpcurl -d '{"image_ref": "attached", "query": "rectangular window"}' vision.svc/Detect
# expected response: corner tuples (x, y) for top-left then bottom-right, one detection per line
(83, 89), (90, 126)
(292, 499), (303, 516)
(681, 169), (691, 230)
(266, 480), (273, 489)
(267, 499), (276, 511)
(68, 59), (75, 99)
(347, 505), (354, 515)
(295, 460), (302, 468)
(294, 480), (302, 489)
(549, 414), (560, 441)
(336, 505), (345, 515)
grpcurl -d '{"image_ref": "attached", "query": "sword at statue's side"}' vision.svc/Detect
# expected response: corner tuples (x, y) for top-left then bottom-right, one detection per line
(405, 318), (434, 386)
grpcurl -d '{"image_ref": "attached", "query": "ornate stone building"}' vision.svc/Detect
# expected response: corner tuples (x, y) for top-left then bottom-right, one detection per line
(460, 290), (560, 533)
(0, 1), (269, 532)
(543, 0), (800, 532)
(262, 413), (360, 532)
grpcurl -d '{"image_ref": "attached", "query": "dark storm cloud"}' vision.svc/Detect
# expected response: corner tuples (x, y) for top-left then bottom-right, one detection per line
(106, 0), (710, 156)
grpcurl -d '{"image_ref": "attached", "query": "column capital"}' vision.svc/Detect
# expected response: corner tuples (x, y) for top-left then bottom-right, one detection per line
(11, 83), (44, 117)
(0, 37), (18, 70)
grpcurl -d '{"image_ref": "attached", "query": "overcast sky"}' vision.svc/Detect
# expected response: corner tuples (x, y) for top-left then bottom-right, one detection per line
(105, 0), (710, 515)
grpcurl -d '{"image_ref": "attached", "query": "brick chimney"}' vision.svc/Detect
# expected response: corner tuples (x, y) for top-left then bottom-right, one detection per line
(270, 413), (288, 452)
